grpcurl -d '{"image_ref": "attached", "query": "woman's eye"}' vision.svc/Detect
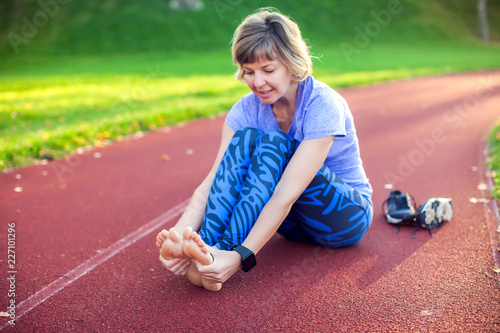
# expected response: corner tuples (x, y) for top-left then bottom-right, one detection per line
(245, 71), (254, 75)
(266, 70), (274, 74)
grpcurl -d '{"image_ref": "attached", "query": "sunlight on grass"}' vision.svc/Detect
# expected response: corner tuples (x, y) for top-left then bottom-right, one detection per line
(0, 74), (250, 169)
(316, 68), (441, 87)
(0, 67), (449, 170)
(1, 41), (500, 171)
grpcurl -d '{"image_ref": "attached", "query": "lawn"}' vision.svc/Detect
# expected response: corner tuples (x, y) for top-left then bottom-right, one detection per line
(489, 122), (500, 200)
(1, 41), (500, 171)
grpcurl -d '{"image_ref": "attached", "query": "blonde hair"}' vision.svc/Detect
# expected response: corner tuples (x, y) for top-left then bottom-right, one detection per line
(231, 8), (312, 83)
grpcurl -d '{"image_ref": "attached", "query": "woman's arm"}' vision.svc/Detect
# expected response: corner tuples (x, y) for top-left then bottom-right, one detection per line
(198, 135), (334, 283)
(242, 135), (334, 254)
(171, 122), (236, 234)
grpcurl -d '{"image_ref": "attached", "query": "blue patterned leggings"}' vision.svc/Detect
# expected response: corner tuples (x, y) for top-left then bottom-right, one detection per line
(199, 128), (373, 251)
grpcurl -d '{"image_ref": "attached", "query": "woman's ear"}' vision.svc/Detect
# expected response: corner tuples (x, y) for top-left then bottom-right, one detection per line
(292, 73), (302, 81)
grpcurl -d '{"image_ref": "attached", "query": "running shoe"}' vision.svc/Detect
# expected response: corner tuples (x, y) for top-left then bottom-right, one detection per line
(383, 190), (417, 225)
(416, 198), (453, 232)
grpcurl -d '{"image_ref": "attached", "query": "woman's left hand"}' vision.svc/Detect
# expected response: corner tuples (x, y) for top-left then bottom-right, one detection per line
(194, 247), (242, 284)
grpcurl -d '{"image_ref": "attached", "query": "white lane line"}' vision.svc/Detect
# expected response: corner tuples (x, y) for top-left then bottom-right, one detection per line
(1, 198), (189, 330)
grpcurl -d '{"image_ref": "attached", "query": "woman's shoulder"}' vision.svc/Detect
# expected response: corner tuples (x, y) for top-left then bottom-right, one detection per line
(302, 76), (347, 107)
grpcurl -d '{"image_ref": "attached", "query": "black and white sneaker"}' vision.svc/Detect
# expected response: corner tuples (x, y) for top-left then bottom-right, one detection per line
(383, 190), (417, 225)
(416, 198), (453, 235)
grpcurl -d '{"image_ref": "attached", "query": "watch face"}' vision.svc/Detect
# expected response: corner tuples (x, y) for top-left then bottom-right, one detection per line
(242, 253), (256, 272)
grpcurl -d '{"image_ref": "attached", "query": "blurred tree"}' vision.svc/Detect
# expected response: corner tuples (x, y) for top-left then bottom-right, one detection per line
(478, 0), (490, 42)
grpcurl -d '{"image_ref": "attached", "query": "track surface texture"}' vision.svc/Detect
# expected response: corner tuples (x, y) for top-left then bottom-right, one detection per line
(1, 70), (500, 332)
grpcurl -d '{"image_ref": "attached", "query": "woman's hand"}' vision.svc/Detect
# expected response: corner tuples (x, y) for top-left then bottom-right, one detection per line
(158, 256), (191, 276)
(194, 247), (242, 284)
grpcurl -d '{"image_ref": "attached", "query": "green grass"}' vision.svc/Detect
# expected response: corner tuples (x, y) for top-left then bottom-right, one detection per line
(1, 41), (500, 171)
(489, 122), (500, 200)
(2, 0), (499, 57)
(0, 73), (246, 168)
(1, 0), (500, 171)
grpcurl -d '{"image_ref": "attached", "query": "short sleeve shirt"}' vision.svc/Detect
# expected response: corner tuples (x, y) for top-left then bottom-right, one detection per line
(225, 76), (372, 199)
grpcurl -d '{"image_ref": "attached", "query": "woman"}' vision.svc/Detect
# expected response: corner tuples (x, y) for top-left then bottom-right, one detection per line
(155, 8), (373, 291)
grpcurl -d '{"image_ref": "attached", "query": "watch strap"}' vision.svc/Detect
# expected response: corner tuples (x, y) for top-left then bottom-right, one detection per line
(231, 244), (253, 260)
(231, 245), (256, 272)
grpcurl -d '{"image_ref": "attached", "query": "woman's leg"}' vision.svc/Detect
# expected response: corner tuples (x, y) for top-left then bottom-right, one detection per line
(278, 165), (373, 248)
(200, 128), (371, 250)
(213, 130), (297, 250)
(199, 128), (263, 246)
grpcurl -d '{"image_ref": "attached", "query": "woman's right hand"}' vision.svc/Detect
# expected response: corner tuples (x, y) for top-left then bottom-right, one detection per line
(158, 256), (191, 276)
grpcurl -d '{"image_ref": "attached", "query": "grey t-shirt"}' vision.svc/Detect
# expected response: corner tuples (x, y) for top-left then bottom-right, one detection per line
(225, 76), (372, 199)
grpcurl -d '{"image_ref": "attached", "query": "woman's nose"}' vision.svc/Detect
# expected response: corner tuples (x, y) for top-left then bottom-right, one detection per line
(254, 72), (266, 88)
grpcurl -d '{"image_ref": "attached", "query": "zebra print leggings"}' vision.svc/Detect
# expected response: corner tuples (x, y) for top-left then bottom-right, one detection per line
(199, 128), (373, 251)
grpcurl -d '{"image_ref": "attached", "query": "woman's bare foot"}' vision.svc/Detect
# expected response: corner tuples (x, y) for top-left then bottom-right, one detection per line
(156, 228), (186, 261)
(182, 227), (213, 265)
(156, 228), (205, 288)
(182, 227), (222, 292)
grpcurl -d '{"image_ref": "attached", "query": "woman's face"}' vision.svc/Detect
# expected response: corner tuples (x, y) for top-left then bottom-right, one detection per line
(242, 58), (296, 105)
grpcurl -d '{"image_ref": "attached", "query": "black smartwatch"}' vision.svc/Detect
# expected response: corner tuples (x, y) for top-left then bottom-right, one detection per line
(231, 245), (256, 273)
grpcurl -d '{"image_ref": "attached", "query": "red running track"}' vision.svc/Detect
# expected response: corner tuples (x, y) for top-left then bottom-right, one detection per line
(1, 70), (500, 332)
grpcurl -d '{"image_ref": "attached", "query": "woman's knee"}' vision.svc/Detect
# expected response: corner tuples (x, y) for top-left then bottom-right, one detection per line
(259, 130), (294, 143)
(229, 128), (263, 155)
(257, 130), (297, 156)
(234, 127), (263, 139)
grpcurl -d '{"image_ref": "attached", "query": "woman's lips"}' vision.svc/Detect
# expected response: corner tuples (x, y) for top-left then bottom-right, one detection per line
(258, 89), (273, 98)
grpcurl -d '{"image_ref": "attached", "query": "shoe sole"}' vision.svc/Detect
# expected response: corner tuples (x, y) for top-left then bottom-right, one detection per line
(385, 214), (403, 224)
(385, 213), (416, 225)
(417, 198), (453, 229)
